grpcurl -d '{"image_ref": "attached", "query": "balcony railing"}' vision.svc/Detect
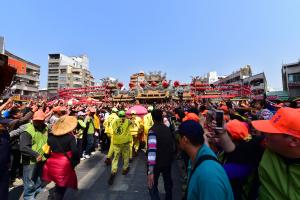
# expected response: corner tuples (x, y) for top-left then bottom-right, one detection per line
(12, 84), (39, 92)
(16, 74), (39, 81)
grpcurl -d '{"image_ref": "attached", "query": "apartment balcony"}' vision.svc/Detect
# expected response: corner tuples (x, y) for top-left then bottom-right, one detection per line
(72, 68), (82, 72)
(48, 79), (59, 83)
(250, 83), (265, 90)
(72, 80), (83, 85)
(49, 65), (59, 69)
(12, 84), (39, 92)
(27, 64), (40, 71)
(48, 58), (60, 63)
(73, 74), (82, 79)
(16, 74), (39, 82)
(48, 87), (58, 90)
(48, 73), (59, 77)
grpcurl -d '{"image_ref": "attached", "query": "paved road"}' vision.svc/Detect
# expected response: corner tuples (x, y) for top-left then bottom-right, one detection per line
(9, 151), (183, 200)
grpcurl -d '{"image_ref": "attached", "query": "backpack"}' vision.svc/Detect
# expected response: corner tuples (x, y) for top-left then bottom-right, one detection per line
(183, 155), (221, 200)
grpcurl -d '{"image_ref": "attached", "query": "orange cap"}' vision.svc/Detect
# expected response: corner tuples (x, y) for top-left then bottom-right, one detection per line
(89, 107), (96, 113)
(53, 106), (61, 112)
(220, 105), (229, 113)
(33, 110), (46, 121)
(182, 113), (200, 123)
(226, 119), (250, 141)
(201, 110), (208, 116)
(252, 107), (300, 138)
(59, 106), (67, 112)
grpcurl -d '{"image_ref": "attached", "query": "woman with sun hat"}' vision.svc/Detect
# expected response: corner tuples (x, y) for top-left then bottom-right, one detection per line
(42, 115), (80, 200)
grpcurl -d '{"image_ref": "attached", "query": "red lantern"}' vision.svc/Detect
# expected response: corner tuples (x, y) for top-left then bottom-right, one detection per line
(162, 80), (169, 88)
(191, 93), (195, 98)
(173, 81), (180, 88)
(139, 81), (146, 88)
(151, 81), (157, 87)
(190, 82), (195, 87)
(129, 82), (135, 89)
(117, 82), (123, 89)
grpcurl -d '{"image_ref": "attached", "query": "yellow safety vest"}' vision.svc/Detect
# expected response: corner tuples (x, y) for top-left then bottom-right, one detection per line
(93, 114), (100, 130)
(143, 113), (153, 135)
(112, 119), (132, 144)
(129, 116), (142, 136)
(103, 113), (119, 137)
(25, 123), (48, 164)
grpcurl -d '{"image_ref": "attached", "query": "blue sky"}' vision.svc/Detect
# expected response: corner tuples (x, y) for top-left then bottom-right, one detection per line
(1, 0), (300, 90)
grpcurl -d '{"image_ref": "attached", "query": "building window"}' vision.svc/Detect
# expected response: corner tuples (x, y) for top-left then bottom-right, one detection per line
(59, 76), (66, 81)
(288, 73), (300, 83)
(14, 89), (21, 94)
(73, 71), (80, 75)
(48, 83), (58, 88)
(28, 80), (36, 86)
(49, 63), (59, 68)
(49, 69), (59, 74)
(73, 84), (82, 88)
(48, 76), (58, 81)
(60, 69), (67, 74)
(59, 84), (66, 88)
(49, 54), (60, 59)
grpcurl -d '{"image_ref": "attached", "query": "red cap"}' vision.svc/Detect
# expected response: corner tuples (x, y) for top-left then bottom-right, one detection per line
(252, 107), (300, 138)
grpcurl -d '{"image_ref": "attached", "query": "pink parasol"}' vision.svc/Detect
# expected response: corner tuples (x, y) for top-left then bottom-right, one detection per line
(126, 105), (148, 116)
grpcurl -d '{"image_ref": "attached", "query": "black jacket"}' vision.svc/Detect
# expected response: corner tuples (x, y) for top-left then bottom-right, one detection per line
(149, 123), (174, 169)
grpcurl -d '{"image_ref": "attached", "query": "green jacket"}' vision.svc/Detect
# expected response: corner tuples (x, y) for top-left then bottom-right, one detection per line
(259, 149), (300, 200)
(85, 116), (95, 135)
(76, 119), (86, 139)
(25, 123), (48, 164)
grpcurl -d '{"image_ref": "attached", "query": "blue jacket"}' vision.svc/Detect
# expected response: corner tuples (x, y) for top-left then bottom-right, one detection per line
(187, 144), (234, 200)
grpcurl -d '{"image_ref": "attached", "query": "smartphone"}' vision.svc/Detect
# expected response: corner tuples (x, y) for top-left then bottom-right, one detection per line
(215, 110), (224, 128)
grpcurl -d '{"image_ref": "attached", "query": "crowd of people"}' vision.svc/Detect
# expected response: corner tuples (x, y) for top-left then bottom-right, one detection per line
(0, 96), (299, 200)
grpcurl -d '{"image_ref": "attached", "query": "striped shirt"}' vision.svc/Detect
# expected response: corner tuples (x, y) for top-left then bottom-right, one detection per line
(147, 129), (157, 175)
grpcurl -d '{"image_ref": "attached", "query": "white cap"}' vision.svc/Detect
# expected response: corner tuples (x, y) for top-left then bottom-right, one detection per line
(77, 111), (86, 116)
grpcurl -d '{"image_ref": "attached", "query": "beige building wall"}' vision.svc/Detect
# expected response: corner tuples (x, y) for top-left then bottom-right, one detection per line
(48, 54), (94, 96)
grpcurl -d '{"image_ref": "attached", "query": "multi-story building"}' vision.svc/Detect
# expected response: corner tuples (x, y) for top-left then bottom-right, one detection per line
(207, 71), (219, 84)
(47, 54), (95, 95)
(213, 65), (269, 98)
(282, 61), (300, 98)
(5, 50), (40, 97)
(0, 36), (4, 54)
(214, 65), (252, 85)
(243, 72), (267, 100)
